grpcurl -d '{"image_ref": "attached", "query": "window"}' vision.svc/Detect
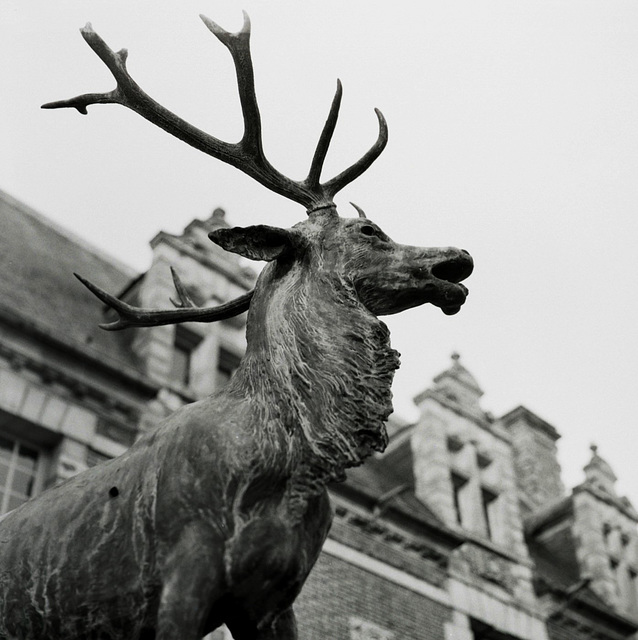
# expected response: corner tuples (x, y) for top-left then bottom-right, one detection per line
(216, 348), (242, 390)
(170, 327), (201, 387)
(481, 487), (498, 540)
(0, 435), (41, 514)
(603, 522), (612, 541)
(629, 568), (638, 613)
(471, 619), (522, 639)
(610, 558), (621, 598)
(451, 473), (468, 526)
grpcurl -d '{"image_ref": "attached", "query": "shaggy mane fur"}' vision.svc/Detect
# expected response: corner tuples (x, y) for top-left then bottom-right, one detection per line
(230, 262), (401, 518)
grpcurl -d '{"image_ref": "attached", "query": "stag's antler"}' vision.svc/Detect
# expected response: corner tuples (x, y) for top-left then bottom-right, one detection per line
(75, 271), (253, 331)
(42, 13), (387, 212)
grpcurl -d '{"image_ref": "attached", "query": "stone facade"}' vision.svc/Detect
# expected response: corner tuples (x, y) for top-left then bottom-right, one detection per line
(1, 188), (637, 640)
(502, 406), (565, 516)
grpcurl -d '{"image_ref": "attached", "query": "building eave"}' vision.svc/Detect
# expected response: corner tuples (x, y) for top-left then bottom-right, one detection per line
(538, 577), (638, 637)
(0, 305), (159, 398)
(329, 480), (466, 557)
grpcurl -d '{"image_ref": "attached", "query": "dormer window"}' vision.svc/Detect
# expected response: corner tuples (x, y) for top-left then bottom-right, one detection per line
(216, 348), (242, 390)
(481, 487), (498, 540)
(170, 327), (202, 387)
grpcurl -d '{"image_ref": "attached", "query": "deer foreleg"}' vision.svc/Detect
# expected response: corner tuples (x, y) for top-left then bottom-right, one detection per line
(155, 525), (224, 640)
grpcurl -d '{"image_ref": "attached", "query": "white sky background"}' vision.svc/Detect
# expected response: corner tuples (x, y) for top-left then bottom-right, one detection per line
(1, 1), (637, 503)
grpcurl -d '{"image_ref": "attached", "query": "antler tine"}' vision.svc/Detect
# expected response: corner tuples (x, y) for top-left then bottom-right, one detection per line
(350, 202), (367, 219)
(74, 273), (253, 331)
(199, 12), (262, 153)
(169, 267), (196, 309)
(42, 23), (241, 166)
(306, 80), (343, 190)
(323, 108), (388, 200)
(41, 24), (128, 115)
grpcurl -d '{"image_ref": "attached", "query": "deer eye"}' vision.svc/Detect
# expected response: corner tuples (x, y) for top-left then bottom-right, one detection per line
(360, 225), (376, 237)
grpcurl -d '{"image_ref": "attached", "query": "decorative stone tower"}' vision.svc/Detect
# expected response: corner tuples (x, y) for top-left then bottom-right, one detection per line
(126, 208), (256, 420)
(411, 354), (538, 612)
(412, 354), (524, 546)
(572, 445), (638, 617)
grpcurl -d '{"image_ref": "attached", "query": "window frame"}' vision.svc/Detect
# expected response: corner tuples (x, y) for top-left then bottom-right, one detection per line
(0, 432), (45, 515)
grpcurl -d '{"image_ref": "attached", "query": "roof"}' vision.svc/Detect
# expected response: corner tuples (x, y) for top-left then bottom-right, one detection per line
(332, 435), (465, 553)
(525, 502), (581, 593)
(0, 189), (144, 377)
(524, 495), (638, 637)
(432, 352), (484, 396)
(500, 405), (561, 442)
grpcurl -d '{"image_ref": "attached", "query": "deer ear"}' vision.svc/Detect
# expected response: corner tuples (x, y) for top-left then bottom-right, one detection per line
(208, 225), (298, 262)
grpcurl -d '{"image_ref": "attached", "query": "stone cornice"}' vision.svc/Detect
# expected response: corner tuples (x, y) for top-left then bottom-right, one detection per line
(0, 305), (158, 398)
(458, 530), (534, 567)
(329, 499), (451, 585)
(0, 337), (154, 421)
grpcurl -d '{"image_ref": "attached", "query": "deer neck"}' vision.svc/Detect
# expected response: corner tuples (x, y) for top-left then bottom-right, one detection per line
(232, 264), (401, 502)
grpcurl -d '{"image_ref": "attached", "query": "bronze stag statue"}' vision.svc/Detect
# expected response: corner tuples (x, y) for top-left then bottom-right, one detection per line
(0, 13), (472, 640)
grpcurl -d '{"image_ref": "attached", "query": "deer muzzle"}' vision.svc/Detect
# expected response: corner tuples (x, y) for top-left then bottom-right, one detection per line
(425, 248), (473, 315)
(354, 246), (473, 317)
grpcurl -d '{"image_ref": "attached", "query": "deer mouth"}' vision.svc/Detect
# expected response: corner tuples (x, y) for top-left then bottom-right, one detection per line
(437, 283), (469, 315)
(420, 280), (468, 315)
(425, 252), (473, 315)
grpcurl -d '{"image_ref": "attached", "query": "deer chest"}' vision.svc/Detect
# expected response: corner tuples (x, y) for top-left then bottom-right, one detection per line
(223, 490), (332, 603)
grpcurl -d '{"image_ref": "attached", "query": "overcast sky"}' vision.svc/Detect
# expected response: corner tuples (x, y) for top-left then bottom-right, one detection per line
(2, 1), (637, 505)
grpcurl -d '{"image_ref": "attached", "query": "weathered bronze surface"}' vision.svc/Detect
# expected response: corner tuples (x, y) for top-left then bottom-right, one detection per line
(0, 14), (473, 640)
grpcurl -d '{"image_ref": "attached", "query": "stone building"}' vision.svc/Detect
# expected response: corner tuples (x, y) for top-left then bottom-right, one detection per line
(1, 187), (637, 640)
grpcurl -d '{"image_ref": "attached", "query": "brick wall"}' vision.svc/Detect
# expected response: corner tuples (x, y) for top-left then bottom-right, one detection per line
(295, 552), (451, 640)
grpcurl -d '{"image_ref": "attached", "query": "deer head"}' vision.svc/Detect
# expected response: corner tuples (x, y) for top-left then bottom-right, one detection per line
(44, 12), (472, 331)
